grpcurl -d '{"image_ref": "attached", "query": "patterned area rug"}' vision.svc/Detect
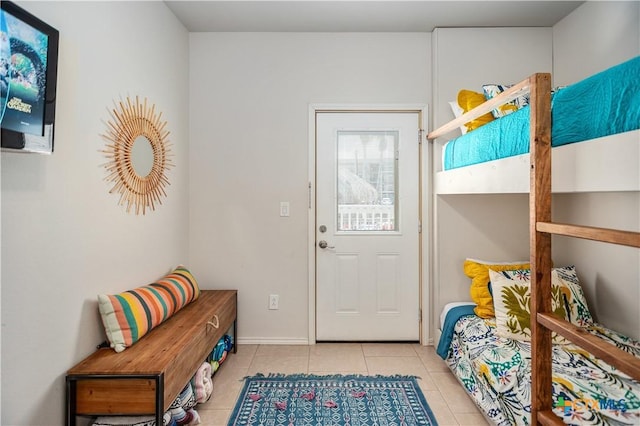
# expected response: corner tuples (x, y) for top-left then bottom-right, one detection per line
(227, 374), (439, 425)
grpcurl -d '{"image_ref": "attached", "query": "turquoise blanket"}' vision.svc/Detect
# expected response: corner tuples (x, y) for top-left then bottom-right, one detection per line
(444, 56), (640, 170)
(436, 304), (476, 359)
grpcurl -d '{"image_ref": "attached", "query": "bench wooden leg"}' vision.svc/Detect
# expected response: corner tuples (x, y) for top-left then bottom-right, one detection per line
(66, 377), (77, 426)
(233, 319), (238, 353)
(156, 374), (164, 426)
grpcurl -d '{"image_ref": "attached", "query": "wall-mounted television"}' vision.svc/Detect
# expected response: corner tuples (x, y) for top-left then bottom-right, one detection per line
(1, 1), (59, 154)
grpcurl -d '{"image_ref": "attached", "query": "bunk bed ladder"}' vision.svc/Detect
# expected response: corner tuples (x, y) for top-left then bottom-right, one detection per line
(529, 73), (640, 425)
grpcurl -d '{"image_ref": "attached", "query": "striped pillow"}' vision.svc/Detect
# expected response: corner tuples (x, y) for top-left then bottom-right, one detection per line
(98, 266), (201, 352)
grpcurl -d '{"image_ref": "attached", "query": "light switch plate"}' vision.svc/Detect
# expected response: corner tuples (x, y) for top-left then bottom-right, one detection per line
(280, 201), (290, 217)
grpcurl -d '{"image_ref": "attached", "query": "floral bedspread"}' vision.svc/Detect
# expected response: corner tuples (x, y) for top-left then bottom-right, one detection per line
(447, 315), (640, 425)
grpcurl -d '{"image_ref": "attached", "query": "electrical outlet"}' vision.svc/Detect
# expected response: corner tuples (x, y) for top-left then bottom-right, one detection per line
(269, 294), (279, 310)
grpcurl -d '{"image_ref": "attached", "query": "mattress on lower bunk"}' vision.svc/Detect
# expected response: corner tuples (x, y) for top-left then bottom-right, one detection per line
(446, 314), (640, 425)
(443, 55), (640, 170)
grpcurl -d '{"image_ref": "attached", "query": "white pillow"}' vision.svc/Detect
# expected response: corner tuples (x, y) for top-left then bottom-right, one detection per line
(448, 101), (468, 135)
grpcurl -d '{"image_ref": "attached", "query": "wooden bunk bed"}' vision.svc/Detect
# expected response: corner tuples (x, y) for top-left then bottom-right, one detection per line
(428, 67), (640, 424)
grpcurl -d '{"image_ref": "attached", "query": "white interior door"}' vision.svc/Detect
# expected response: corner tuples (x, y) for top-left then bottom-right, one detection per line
(316, 111), (420, 341)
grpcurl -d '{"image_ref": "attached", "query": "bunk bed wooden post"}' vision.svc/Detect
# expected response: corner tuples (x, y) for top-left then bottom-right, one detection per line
(528, 72), (555, 425)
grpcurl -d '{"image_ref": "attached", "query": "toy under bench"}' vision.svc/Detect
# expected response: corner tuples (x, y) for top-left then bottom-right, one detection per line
(66, 290), (237, 426)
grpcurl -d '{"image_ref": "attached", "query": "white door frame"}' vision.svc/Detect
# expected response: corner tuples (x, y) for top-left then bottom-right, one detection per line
(308, 104), (431, 345)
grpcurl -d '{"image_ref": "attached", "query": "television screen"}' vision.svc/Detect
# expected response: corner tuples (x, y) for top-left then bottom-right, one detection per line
(0, 1), (58, 153)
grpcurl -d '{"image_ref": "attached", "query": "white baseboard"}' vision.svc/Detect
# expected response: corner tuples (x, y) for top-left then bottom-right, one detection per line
(237, 337), (435, 346)
(237, 337), (310, 345)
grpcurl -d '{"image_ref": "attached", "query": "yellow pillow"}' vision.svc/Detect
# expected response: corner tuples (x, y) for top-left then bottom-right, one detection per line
(463, 258), (530, 318)
(457, 90), (495, 132)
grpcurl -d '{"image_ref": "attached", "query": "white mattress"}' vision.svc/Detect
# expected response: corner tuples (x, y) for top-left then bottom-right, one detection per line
(436, 302), (475, 346)
(439, 301), (475, 329)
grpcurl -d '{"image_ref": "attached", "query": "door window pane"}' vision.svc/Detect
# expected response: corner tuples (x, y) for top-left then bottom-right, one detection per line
(336, 131), (398, 231)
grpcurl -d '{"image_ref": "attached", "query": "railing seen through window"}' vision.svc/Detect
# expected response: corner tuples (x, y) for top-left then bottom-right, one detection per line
(336, 130), (398, 231)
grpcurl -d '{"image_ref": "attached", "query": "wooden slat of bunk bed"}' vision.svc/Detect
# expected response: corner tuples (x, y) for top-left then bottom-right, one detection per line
(537, 222), (640, 247)
(538, 313), (640, 379)
(538, 411), (565, 426)
(427, 79), (532, 141)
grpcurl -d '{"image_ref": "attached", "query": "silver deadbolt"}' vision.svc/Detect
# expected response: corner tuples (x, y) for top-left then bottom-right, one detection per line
(319, 225), (327, 233)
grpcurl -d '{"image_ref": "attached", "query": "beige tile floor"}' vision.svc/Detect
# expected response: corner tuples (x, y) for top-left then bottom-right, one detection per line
(196, 343), (490, 426)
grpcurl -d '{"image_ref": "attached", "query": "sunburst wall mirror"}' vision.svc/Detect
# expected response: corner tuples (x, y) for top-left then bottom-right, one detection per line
(102, 96), (173, 215)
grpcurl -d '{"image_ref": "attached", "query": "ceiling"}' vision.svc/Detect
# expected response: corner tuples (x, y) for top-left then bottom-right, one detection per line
(164, 1), (585, 33)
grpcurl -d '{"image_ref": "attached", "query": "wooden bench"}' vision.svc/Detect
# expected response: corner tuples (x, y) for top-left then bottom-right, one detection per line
(66, 290), (237, 426)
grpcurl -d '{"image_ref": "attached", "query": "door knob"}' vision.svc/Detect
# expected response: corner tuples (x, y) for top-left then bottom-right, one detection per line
(318, 240), (335, 249)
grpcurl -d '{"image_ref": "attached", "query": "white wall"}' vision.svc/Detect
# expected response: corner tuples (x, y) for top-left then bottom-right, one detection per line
(552, 1), (640, 340)
(1, 2), (190, 424)
(188, 33), (430, 343)
(552, 1), (639, 86)
(430, 28), (552, 334)
(432, 27), (553, 135)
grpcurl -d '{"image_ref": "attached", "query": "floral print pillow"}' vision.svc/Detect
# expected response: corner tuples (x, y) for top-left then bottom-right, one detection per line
(489, 266), (593, 343)
(482, 83), (530, 118)
(552, 265), (594, 326)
